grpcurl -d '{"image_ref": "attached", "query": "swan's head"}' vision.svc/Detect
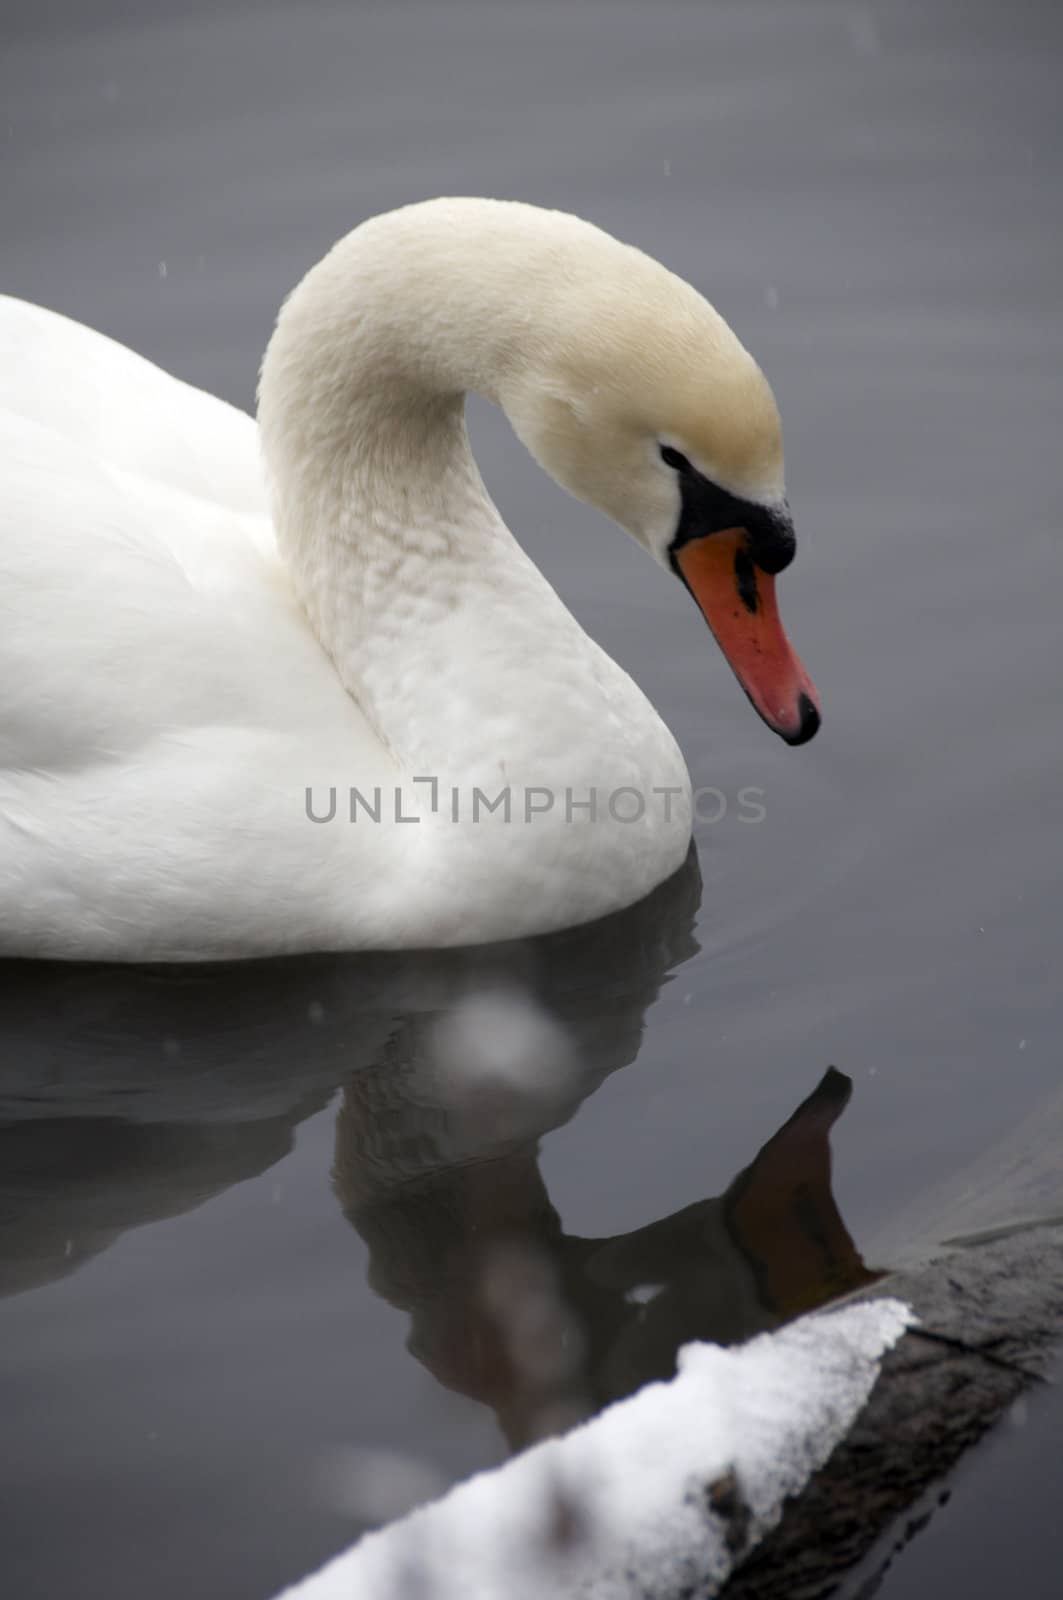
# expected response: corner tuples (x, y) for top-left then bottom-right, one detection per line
(499, 227), (820, 745)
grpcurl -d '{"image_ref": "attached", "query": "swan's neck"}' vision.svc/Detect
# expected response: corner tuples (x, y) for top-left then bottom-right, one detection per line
(258, 205), (620, 779)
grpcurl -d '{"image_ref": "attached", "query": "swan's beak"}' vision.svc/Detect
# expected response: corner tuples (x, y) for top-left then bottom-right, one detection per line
(675, 528), (820, 745)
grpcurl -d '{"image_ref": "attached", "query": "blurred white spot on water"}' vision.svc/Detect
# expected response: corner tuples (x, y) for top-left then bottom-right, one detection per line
(764, 284), (780, 310)
(432, 987), (577, 1106)
(315, 1445), (446, 1524)
(157, 261), (168, 279)
(624, 1283), (664, 1307)
(481, 1239), (586, 1390)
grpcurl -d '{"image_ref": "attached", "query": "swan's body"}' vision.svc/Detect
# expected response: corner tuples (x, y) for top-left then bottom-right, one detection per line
(0, 199), (816, 961)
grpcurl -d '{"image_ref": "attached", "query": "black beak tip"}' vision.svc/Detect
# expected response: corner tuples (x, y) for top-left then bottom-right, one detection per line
(781, 693), (821, 747)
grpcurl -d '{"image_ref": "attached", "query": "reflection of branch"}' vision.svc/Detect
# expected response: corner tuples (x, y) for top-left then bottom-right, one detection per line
(336, 1068), (878, 1451)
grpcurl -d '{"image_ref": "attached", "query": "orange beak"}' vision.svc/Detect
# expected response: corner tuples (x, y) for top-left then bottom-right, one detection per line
(675, 528), (820, 744)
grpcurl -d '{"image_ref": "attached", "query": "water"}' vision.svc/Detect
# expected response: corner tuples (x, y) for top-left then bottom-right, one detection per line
(2, 1), (1062, 1595)
(868, 1362), (1063, 1599)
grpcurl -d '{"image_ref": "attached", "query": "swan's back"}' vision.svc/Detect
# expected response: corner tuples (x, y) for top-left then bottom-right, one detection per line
(0, 296), (311, 755)
(0, 296), (266, 518)
(0, 298), (388, 959)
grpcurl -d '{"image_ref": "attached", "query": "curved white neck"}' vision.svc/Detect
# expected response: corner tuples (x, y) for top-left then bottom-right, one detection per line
(257, 203), (627, 780)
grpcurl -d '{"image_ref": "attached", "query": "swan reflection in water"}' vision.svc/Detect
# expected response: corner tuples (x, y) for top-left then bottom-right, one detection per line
(339, 1057), (878, 1452)
(0, 847), (878, 1455)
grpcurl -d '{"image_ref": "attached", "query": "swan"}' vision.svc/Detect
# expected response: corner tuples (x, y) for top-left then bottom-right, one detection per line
(0, 197), (818, 962)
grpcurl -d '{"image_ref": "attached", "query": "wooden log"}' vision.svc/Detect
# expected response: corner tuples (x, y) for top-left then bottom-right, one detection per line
(722, 1221), (1063, 1599)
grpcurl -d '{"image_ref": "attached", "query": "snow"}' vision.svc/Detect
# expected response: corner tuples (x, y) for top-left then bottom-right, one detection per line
(274, 1298), (912, 1600)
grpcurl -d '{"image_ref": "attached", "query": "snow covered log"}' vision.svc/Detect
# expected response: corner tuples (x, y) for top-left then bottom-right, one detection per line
(273, 1299), (910, 1600)
(723, 1218), (1063, 1598)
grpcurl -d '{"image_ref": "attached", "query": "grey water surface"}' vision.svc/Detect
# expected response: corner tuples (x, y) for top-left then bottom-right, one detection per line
(2, 2), (1062, 1597)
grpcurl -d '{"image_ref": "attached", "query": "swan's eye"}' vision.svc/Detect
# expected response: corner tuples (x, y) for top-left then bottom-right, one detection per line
(659, 444), (691, 473)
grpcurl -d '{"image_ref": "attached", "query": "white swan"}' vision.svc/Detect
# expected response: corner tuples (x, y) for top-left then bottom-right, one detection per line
(0, 198), (818, 962)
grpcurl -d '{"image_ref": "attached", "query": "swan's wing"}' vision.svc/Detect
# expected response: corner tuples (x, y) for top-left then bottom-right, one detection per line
(0, 297), (357, 760)
(1, 406), (321, 758)
(0, 295), (268, 522)
(0, 299), (392, 957)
